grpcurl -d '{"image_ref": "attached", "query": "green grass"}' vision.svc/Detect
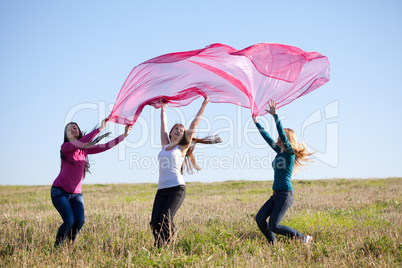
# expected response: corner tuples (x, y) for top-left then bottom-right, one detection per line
(0, 177), (401, 267)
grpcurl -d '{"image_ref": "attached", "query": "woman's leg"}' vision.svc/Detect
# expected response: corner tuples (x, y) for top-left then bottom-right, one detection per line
(159, 185), (186, 242)
(268, 191), (303, 239)
(255, 196), (276, 243)
(150, 190), (168, 246)
(51, 187), (74, 247)
(68, 193), (85, 244)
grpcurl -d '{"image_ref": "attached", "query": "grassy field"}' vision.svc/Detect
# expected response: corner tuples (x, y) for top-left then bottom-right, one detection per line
(0, 177), (401, 267)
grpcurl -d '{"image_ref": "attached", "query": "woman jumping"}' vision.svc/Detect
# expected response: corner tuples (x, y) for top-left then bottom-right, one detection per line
(252, 100), (314, 245)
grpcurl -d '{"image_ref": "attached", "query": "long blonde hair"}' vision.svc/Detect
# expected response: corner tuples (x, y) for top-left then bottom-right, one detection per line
(169, 124), (222, 174)
(277, 128), (314, 173)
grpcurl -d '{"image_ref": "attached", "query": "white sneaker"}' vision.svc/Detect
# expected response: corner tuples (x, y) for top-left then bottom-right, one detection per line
(303, 235), (313, 244)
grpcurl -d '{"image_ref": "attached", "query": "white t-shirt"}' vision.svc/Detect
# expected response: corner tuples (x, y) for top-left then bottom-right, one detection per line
(158, 145), (185, 189)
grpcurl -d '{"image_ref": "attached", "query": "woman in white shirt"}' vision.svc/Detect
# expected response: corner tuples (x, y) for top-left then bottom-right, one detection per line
(150, 94), (221, 247)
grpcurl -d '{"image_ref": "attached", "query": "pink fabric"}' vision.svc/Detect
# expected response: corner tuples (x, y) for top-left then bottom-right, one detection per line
(52, 129), (125, 193)
(109, 43), (330, 125)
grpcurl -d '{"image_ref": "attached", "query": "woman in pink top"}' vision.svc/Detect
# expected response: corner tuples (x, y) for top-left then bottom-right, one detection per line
(51, 118), (131, 248)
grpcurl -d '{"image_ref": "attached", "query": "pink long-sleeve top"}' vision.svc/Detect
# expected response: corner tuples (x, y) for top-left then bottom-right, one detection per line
(52, 128), (125, 194)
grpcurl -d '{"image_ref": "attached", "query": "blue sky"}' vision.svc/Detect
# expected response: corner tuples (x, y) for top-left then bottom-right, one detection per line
(1, 0), (401, 186)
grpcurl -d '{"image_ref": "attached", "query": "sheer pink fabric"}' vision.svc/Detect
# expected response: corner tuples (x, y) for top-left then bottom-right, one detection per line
(109, 43), (330, 125)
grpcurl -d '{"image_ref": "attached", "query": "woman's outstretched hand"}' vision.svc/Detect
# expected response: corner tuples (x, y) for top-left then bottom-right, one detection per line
(160, 97), (167, 109)
(203, 94), (209, 105)
(124, 125), (132, 137)
(265, 100), (277, 116)
(100, 118), (109, 131)
(252, 114), (258, 124)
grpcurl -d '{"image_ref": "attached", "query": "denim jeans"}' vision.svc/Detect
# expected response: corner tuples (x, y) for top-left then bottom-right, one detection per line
(255, 190), (303, 243)
(150, 185), (186, 246)
(51, 186), (85, 247)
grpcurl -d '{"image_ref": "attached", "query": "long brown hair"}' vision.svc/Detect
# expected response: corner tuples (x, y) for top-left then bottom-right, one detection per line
(169, 123), (222, 174)
(62, 122), (110, 178)
(277, 128), (314, 173)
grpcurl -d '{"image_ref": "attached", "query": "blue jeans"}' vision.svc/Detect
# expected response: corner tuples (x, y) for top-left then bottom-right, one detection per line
(255, 190), (303, 243)
(150, 185), (186, 246)
(51, 186), (85, 247)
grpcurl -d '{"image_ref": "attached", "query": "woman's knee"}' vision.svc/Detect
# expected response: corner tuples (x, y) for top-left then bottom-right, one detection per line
(268, 221), (280, 232)
(62, 220), (74, 231)
(64, 215), (84, 229)
(75, 218), (85, 229)
(255, 210), (267, 222)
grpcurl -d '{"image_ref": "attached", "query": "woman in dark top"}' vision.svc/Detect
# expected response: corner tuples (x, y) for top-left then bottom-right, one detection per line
(252, 100), (314, 244)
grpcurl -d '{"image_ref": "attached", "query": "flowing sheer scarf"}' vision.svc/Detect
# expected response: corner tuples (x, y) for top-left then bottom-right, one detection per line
(109, 43), (330, 125)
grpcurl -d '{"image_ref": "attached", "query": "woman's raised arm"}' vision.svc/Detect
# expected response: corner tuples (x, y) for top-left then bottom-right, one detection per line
(160, 98), (170, 147)
(186, 95), (209, 141)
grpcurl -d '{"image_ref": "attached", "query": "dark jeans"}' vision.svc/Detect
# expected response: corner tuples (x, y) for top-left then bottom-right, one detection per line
(255, 190), (303, 243)
(150, 185), (186, 246)
(51, 186), (85, 247)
